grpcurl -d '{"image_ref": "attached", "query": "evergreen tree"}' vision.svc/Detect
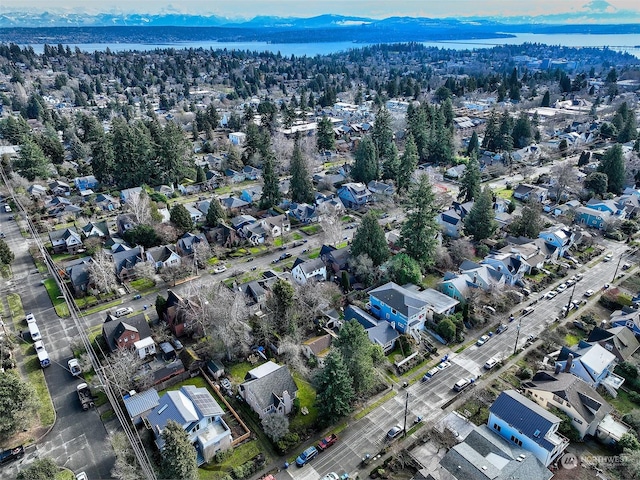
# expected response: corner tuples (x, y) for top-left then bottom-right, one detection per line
(315, 350), (354, 424)
(541, 91), (550, 107)
(13, 135), (49, 181)
(458, 155), (481, 202)
(387, 253), (422, 285)
(351, 211), (389, 266)
(195, 165), (206, 184)
(316, 116), (335, 152)
(463, 187), (496, 241)
(397, 132), (418, 193)
(91, 134), (115, 185)
(399, 174), (440, 267)
(335, 320), (380, 394)
(259, 148), (282, 210)
(205, 198), (226, 227)
(509, 205), (543, 238)
(482, 111), (500, 151)
(0, 239), (15, 265)
(289, 138), (314, 204)
(372, 107), (395, 162)
(467, 131), (479, 157)
(170, 203), (194, 235)
(160, 420), (198, 480)
(381, 142), (400, 181)
(598, 144), (625, 194)
(155, 120), (192, 186)
(406, 104), (429, 162)
(511, 113), (532, 149)
(427, 110), (453, 165)
(352, 136), (378, 184)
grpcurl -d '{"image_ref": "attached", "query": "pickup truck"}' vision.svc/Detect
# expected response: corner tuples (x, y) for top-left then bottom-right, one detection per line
(68, 358), (82, 376)
(317, 433), (338, 451)
(0, 445), (24, 465)
(77, 383), (95, 411)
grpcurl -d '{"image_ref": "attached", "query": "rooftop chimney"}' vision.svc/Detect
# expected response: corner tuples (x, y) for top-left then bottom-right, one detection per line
(564, 354), (574, 373)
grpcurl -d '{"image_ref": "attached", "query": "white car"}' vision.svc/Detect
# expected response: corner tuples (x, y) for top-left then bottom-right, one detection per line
(437, 361), (452, 371)
(575, 273), (583, 281)
(545, 290), (558, 299)
(320, 474), (339, 480)
(476, 335), (490, 346)
(26, 313), (36, 324)
(604, 253), (613, 262)
(213, 265), (227, 274)
(584, 289), (595, 297)
(423, 367), (440, 381)
(557, 283), (568, 292)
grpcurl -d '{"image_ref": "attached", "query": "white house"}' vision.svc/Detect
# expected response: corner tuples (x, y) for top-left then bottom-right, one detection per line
(228, 131), (247, 145)
(238, 361), (298, 419)
(291, 258), (327, 285)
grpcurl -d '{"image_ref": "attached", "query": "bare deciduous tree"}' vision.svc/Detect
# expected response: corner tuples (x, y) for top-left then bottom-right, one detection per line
(550, 162), (580, 201)
(261, 413), (290, 442)
(126, 190), (152, 224)
(319, 206), (343, 246)
(87, 250), (117, 294)
(133, 261), (156, 283)
(99, 347), (153, 395)
(108, 431), (144, 480)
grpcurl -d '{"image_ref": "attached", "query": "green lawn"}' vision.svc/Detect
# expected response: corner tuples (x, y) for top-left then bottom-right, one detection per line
(130, 278), (156, 291)
(300, 225), (321, 235)
(22, 346), (56, 429)
(494, 187), (514, 200)
(55, 469), (75, 480)
(83, 298), (125, 316)
(335, 241), (348, 249)
(289, 374), (318, 432)
(199, 440), (262, 480)
(608, 390), (638, 415)
(307, 248), (322, 259)
(565, 333), (581, 346)
(421, 274), (441, 289)
(228, 361), (256, 384)
(7, 292), (24, 320)
(292, 232), (303, 240)
(43, 279), (70, 317)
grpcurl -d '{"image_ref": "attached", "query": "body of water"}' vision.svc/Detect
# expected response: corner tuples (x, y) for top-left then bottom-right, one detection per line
(23, 33), (640, 58)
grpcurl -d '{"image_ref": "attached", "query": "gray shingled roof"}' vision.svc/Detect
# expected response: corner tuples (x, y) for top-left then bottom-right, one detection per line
(490, 390), (560, 453)
(369, 282), (428, 318)
(241, 363), (297, 412)
(440, 425), (553, 480)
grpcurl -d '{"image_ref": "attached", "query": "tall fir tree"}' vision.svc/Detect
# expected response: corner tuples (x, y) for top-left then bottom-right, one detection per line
(467, 131), (479, 157)
(463, 187), (496, 241)
(289, 138), (314, 204)
(315, 350), (355, 424)
(160, 420), (199, 480)
(399, 174), (440, 267)
(335, 320), (378, 394)
(205, 198), (226, 227)
(170, 203), (194, 234)
(397, 132), (418, 193)
(316, 116), (335, 152)
(458, 154), (481, 202)
(598, 143), (625, 194)
(381, 142), (400, 181)
(14, 135), (49, 181)
(259, 147), (282, 210)
(352, 136), (378, 184)
(351, 211), (389, 266)
(371, 107), (395, 162)
(482, 111), (500, 151)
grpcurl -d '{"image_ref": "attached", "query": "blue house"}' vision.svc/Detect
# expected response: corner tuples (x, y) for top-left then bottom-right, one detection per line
(554, 343), (624, 394)
(437, 273), (474, 304)
(337, 182), (372, 209)
(74, 175), (98, 191)
(368, 282), (429, 334)
(575, 206), (611, 230)
(609, 309), (640, 337)
(488, 390), (569, 467)
(344, 305), (399, 354)
(538, 227), (575, 258)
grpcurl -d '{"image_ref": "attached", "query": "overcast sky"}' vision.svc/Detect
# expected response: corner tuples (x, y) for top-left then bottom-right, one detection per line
(3, 0), (639, 18)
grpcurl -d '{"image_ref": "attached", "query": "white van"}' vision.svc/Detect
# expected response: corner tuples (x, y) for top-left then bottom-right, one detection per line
(114, 307), (133, 318)
(453, 378), (471, 392)
(484, 358), (499, 370)
(34, 340), (50, 368)
(28, 322), (41, 341)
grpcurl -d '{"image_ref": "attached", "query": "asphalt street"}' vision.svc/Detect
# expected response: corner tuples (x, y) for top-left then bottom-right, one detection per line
(275, 238), (630, 480)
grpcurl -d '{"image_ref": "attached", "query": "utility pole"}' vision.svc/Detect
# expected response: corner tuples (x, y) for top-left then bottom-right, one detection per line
(403, 392), (409, 438)
(612, 254), (624, 283)
(565, 283), (576, 319)
(513, 316), (522, 355)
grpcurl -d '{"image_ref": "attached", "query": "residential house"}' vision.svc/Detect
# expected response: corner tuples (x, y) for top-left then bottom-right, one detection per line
(237, 280), (268, 311)
(81, 221), (109, 240)
(437, 273), (474, 304)
(65, 256), (92, 297)
(320, 245), (351, 275)
(163, 290), (196, 337)
(185, 205), (204, 223)
(367, 180), (395, 197)
(176, 232), (209, 258)
(28, 184), (47, 197)
(481, 252), (527, 286)
(228, 131), (247, 145)
(538, 227), (575, 259)
(555, 343), (625, 395)
(74, 175), (98, 191)
(261, 214), (290, 239)
(46, 196), (82, 217)
(146, 245), (181, 271)
(337, 182), (372, 208)
(120, 186), (143, 203)
(301, 334), (332, 367)
(230, 214), (256, 231)
(444, 164), (466, 179)
(116, 213), (137, 236)
(112, 246), (143, 281)
(123, 389), (160, 426)
(291, 258), (326, 285)
(238, 362), (298, 419)
(146, 385), (232, 465)
(437, 425), (553, 480)
(513, 184), (548, 202)
(586, 325), (640, 362)
(49, 180), (71, 196)
(220, 196), (250, 213)
(240, 186), (262, 204)
(368, 282), (429, 335)
(288, 202), (319, 224)
(437, 208), (463, 239)
(488, 390), (569, 467)
(102, 314), (155, 358)
(410, 287), (459, 320)
(458, 260), (507, 291)
(523, 371), (628, 443)
(243, 222), (267, 245)
(224, 169), (245, 184)
(344, 305), (400, 354)
(94, 193), (120, 212)
(609, 309), (640, 337)
(242, 165), (262, 180)
(49, 227), (83, 254)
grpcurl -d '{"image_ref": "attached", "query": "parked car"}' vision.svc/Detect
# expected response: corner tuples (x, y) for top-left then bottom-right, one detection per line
(496, 324), (508, 334)
(386, 425), (403, 441)
(320, 474), (339, 480)
(545, 290), (558, 299)
(522, 306), (535, 316)
(422, 366), (440, 381)
(575, 273), (583, 281)
(604, 253), (613, 262)
(114, 307), (133, 317)
(317, 433), (338, 451)
(484, 358), (499, 370)
(132, 294), (142, 300)
(557, 283), (568, 292)
(584, 289), (595, 297)
(623, 263), (631, 270)
(296, 446), (318, 467)
(453, 378), (473, 392)
(68, 358), (82, 376)
(213, 265), (227, 274)
(171, 337), (184, 351)
(437, 361), (452, 372)
(476, 335), (490, 346)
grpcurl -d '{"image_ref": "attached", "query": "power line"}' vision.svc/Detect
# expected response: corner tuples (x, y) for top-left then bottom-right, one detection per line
(0, 167), (157, 480)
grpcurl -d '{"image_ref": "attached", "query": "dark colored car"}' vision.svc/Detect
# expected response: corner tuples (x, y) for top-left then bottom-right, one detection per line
(496, 324), (508, 334)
